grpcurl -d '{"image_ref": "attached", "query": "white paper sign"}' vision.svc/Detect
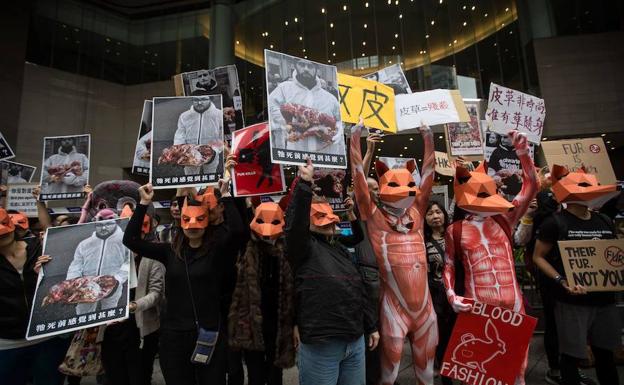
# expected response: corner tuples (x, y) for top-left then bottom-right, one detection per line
(6, 183), (38, 217)
(395, 90), (469, 130)
(485, 83), (545, 144)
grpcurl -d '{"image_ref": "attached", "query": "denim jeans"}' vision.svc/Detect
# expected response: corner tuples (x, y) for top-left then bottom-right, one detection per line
(298, 335), (365, 385)
(0, 336), (71, 385)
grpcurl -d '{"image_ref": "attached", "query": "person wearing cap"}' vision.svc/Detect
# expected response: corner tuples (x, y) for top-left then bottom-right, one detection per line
(285, 159), (379, 385)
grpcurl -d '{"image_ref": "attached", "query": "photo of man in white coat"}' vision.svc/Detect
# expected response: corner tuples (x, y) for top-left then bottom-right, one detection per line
(41, 136), (89, 194)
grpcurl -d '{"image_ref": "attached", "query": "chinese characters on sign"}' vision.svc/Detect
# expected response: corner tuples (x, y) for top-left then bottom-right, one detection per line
(394, 90), (470, 131)
(338, 73), (397, 133)
(6, 184), (38, 217)
(485, 83), (545, 144)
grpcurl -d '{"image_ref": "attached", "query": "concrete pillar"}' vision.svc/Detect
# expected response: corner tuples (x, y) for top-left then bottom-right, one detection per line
(209, 0), (235, 68)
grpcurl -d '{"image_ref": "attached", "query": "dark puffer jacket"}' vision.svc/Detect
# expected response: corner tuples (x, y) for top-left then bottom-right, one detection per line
(285, 179), (377, 344)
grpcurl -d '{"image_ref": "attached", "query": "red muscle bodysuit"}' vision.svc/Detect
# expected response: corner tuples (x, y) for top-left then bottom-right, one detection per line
(443, 131), (537, 385)
(351, 124), (437, 385)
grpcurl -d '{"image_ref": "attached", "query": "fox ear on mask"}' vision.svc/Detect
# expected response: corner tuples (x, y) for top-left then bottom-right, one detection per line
(375, 160), (390, 178)
(455, 164), (472, 184)
(405, 159), (417, 174)
(551, 164), (569, 181)
(474, 160), (488, 174)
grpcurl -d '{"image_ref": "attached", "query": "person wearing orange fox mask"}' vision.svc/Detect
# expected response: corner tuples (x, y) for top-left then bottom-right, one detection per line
(533, 165), (620, 385)
(228, 201), (296, 385)
(285, 158), (379, 385)
(350, 118), (436, 385)
(443, 130), (537, 385)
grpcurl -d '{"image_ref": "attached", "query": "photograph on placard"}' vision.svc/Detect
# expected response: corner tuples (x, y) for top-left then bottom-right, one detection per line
(180, 65), (245, 139)
(132, 100), (153, 176)
(231, 122), (286, 197)
(0, 132), (15, 161)
(363, 63), (412, 94)
(265, 49), (346, 168)
(40, 134), (90, 201)
(0, 160), (36, 185)
(378, 156), (422, 187)
(26, 219), (131, 340)
(150, 96), (224, 189)
(445, 99), (484, 157)
(312, 168), (349, 212)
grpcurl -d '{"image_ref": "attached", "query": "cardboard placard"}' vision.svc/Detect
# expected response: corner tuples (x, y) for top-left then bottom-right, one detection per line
(558, 239), (624, 292)
(395, 90), (470, 131)
(485, 83), (545, 144)
(541, 138), (616, 185)
(441, 300), (537, 385)
(6, 183), (38, 217)
(338, 73), (397, 133)
(434, 151), (455, 177)
(231, 122), (286, 197)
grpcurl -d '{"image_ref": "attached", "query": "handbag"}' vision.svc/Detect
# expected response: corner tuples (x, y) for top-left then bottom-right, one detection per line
(184, 250), (220, 365)
(58, 327), (105, 377)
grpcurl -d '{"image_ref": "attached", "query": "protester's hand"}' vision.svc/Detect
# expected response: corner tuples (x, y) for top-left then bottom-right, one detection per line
(351, 117), (365, 136)
(293, 325), (300, 350)
(224, 153), (237, 170)
(418, 121), (432, 133)
(562, 281), (587, 295)
(344, 196), (354, 212)
(0, 185), (6, 193)
(450, 295), (472, 313)
(218, 177), (231, 197)
(508, 130), (529, 153)
(128, 302), (137, 313)
(366, 132), (383, 148)
(298, 158), (314, 182)
(526, 198), (538, 217)
(32, 185), (41, 201)
(50, 175), (62, 183)
(34, 255), (52, 274)
(495, 169), (514, 179)
(138, 184), (154, 205)
(83, 184), (93, 195)
(368, 331), (380, 350)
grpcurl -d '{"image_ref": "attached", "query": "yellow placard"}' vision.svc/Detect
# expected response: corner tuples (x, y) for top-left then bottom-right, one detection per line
(337, 73), (397, 133)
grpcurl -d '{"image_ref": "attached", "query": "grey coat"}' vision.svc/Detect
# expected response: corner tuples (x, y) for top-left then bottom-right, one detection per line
(134, 257), (165, 338)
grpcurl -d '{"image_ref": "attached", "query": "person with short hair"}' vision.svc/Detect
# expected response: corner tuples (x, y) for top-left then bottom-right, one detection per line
(41, 137), (89, 194)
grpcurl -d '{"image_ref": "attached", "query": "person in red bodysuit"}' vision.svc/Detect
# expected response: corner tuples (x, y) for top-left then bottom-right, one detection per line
(350, 120), (437, 385)
(443, 130), (537, 385)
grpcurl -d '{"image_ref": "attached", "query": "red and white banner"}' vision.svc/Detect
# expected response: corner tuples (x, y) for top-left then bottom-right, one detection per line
(231, 122), (286, 197)
(441, 300), (537, 385)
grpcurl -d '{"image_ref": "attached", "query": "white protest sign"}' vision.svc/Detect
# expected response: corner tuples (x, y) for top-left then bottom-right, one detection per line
(6, 183), (38, 217)
(485, 83), (545, 144)
(395, 89), (470, 130)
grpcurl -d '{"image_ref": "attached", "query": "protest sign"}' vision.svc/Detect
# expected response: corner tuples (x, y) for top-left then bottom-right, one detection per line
(6, 183), (38, 217)
(445, 99), (484, 156)
(27, 218), (132, 340)
(338, 73), (397, 133)
(485, 83), (545, 144)
(265, 50), (346, 168)
(434, 151), (455, 177)
(312, 168), (349, 211)
(363, 64), (412, 94)
(378, 156), (421, 187)
(0, 160), (36, 185)
(174, 65), (245, 140)
(40, 134), (90, 201)
(541, 137), (616, 185)
(441, 300), (537, 385)
(0, 132), (15, 161)
(231, 122), (286, 197)
(558, 239), (624, 292)
(132, 100), (152, 176)
(432, 185), (449, 211)
(395, 90), (470, 131)
(150, 96), (225, 189)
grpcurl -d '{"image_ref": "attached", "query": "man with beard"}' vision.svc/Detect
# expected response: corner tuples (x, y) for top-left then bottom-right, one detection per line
(189, 69), (217, 95)
(42, 137), (89, 195)
(173, 96), (223, 176)
(268, 58), (343, 154)
(66, 213), (131, 315)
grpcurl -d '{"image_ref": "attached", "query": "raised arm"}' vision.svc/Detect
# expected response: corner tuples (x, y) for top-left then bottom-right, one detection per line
(32, 186), (52, 231)
(415, 124), (434, 215)
(362, 132), (381, 176)
(503, 131), (538, 227)
(442, 222), (472, 313)
(350, 122), (373, 221)
(284, 162), (314, 269)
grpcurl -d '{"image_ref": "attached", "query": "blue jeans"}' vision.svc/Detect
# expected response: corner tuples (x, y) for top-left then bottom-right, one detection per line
(298, 335), (365, 385)
(0, 336), (71, 385)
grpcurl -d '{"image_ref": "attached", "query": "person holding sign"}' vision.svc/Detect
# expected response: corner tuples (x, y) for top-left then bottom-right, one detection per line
(532, 165), (620, 385)
(443, 130), (537, 385)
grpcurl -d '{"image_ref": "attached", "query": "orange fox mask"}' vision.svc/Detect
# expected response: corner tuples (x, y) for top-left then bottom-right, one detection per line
(181, 196), (209, 230)
(454, 161), (514, 217)
(250, 202), (284, 241)
(9, 213), (29, 230)
(120, 205), (151, 234)
(310, 202), (340, 227)
(0, 209), (16, 236)
(551, 165), (618, 208)
(375, 159), (419, 209)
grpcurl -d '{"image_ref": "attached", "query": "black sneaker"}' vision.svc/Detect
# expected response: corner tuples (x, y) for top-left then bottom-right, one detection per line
(579, 371), (597, 385)
(545, 369), (562, 385)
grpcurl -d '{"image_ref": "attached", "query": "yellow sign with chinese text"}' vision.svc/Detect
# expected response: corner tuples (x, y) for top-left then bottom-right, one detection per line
(337, 73), (397, 133)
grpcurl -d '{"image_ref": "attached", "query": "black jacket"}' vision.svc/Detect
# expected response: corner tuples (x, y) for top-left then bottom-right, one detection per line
(0, 237), (42, 339)
(285, 180), (376, 344)
(123, 198), (243, 331)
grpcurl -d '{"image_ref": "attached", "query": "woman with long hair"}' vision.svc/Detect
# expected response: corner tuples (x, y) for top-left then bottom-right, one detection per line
(423, 201), (454, 385)
(122, 160), (243, 385)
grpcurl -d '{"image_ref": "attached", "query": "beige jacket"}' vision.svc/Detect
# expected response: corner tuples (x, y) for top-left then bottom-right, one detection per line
(134, 257), (165, 338)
